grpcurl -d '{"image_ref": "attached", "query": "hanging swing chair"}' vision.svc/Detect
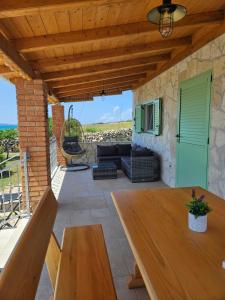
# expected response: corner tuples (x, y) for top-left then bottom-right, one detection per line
(60, 105), (89, 171)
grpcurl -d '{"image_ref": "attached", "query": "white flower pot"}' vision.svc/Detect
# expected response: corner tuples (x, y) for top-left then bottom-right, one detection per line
(188, 213), (207, 233)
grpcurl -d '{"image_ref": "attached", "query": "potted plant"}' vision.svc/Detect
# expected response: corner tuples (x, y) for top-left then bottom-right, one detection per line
(186, 189), (212, 232)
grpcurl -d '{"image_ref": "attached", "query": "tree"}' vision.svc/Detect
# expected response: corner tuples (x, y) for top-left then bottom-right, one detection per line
(0, 146), (6, 170)
(0, 129), (18, 159)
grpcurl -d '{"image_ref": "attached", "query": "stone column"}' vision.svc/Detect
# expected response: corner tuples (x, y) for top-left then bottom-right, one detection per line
(52, 104), (66, 166)
(16, 78), (51, 207)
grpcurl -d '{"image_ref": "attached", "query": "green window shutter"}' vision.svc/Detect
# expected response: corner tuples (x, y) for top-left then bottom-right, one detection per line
(135, 105), (144, 133)
(153, 98), (162, 136)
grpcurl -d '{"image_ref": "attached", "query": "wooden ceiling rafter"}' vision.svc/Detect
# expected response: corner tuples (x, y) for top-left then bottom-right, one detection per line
(53, 75), (145, 93)
(0, 33), (37, 80)
(31, 37), (192, 70)
(13, 11), (224, 53)
(56, 81), (137, 97)
(59, 89), (125, 100)
(42, 58), (159, 81)
(49, 67), (151, 88)
(61, 97), (93, 103)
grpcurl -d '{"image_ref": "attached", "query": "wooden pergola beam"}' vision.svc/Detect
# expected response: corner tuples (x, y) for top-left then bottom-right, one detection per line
(0, 33), (36, 79)
(0, 0), (130, 18)
(60, 97), (93, 103)
(59, 85), (132, 98)
(31, 37), (191, 70)
(0, 64), (14, 75)
(59, 88), (125, 100)
(50, 67), (149, 88)
(53, 74), (145, 92)
(43, 60), (157, 82)
(14, 11), (224, 53)
(57, 80), (137, 96)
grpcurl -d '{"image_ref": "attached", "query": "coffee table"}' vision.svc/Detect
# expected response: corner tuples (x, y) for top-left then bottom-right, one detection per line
(92, 162), (117, 180)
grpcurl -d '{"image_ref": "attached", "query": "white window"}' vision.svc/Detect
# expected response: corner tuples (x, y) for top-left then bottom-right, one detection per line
(144, 103), (154, 132)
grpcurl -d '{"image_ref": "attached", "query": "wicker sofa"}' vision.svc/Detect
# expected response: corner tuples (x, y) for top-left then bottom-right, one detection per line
(96, 143), (160, 182)
(121, 154), (160, 183)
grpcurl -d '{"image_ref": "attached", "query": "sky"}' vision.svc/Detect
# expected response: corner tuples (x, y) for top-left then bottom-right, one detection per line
(0, 78), (133, 125)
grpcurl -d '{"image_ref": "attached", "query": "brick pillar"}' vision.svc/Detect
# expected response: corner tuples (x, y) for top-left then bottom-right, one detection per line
(52, 104), (66, 166)
(16, 78), (51, 207)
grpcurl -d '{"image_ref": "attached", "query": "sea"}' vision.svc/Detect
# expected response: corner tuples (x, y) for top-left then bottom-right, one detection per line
(0, 124), (17, 130)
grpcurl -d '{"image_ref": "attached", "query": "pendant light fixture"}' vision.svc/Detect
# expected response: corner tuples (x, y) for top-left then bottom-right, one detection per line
(147, 0), (187, 38)
(100, 82), (106, 101)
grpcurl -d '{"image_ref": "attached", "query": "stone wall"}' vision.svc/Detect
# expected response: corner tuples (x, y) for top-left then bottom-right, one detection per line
(84, 128), (132, 142)
(133, 33), (225, 199)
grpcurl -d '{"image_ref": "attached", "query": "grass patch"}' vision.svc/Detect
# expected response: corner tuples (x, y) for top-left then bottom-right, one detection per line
(0, 153), (21, 189)
(83, 121), (132, 133)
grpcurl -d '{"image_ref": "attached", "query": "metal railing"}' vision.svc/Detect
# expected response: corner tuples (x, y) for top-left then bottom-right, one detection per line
(0, 154), (22, 229)
(50, 136), (58, 177)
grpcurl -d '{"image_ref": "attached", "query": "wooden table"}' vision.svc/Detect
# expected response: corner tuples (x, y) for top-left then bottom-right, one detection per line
(111, 187), (225, 300)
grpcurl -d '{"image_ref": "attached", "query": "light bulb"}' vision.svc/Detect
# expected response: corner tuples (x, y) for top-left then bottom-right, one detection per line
(159, 9), (173, 38)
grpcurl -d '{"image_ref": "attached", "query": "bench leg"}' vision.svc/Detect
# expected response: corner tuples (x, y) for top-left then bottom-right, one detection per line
(45, 232), (61, 289)
(128, 262), (145, 289)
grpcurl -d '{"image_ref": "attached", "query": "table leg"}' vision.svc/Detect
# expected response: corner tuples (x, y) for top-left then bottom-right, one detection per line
(128, 262), (145, 289)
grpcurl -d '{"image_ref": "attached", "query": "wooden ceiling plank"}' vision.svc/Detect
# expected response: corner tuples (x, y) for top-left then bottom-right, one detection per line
(49, 67), (149, 88)
(53, 74), (145, 91)
(0, 0), (131, 18)
(14, 11), (224, 53)
(0, 33), (36, 79)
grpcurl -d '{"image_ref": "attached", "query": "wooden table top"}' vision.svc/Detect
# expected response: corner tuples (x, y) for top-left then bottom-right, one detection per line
(111, 187), (225, 300)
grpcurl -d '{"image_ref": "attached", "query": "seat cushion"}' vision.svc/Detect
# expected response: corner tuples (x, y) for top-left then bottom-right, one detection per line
(131, 147), (153, 157)
(117, 144), (131, 156)
(98, 156), (121, 169)
(97, 145), (118, 157)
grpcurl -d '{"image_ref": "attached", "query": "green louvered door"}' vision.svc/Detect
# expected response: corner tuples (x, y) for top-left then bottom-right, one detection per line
(176, 71), (212, 188)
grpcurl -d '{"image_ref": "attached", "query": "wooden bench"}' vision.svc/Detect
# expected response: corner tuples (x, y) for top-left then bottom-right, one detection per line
(0, 187), (117, 300)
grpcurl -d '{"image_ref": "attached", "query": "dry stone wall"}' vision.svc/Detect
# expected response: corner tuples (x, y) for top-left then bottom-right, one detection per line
(133, 33), (225, 199)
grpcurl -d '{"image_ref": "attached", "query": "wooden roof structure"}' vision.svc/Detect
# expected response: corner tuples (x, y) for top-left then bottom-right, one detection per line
(0, 0), (224, 103)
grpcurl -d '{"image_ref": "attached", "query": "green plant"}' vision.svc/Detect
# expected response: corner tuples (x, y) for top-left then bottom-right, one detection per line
(186, 189), (212, 218)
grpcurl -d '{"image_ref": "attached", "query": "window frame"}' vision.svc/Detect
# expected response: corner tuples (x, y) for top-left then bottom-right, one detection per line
(134, 98), (162, 136)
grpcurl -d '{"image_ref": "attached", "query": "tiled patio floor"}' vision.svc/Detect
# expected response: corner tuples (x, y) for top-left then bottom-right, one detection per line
(37, 167), (166, 300)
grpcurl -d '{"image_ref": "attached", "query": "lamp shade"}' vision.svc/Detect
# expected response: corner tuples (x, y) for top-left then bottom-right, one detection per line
(147, 2), (186, 24)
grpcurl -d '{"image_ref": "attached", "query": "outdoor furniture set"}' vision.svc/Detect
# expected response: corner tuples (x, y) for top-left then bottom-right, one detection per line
(92, 143), (160, 182)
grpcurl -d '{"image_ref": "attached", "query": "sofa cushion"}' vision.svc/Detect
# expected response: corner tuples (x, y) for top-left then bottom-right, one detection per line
(97, 145), (118, 157)
(98, 156), (121, 169)
(117, 144), (131, 156)
(131, 147), (153, 157)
